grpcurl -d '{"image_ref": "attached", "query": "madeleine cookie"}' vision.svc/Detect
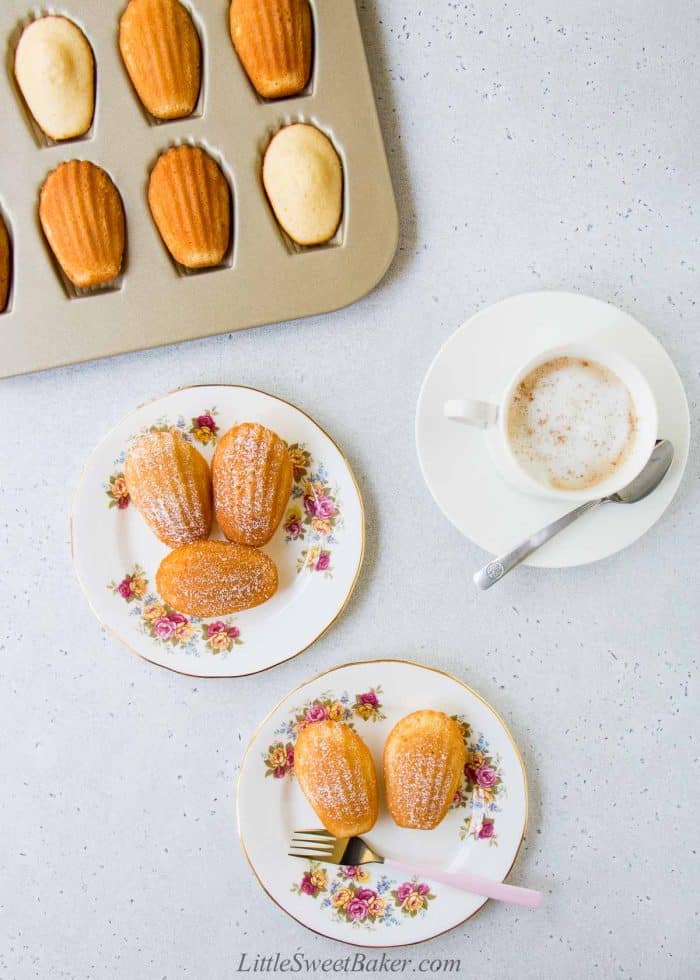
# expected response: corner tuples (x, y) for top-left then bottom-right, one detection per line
(383, 710), (466, 830)
(15, 15), (95, 141)
(125, 428), (212, 547)
(0, 216), (11, 313)
(156, 540), (278, 617)
(294, 721), (379, 838)
(212, 422), (293, 547)
(148, 145), (231, 268)
(230, 0), (312, 99)
(263, 123), (342, 246)
(39, 161), (125, 289)
(120, 0), (202, 120)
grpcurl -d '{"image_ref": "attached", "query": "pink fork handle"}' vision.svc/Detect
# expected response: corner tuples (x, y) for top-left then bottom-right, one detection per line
(383, 859), (542, 909)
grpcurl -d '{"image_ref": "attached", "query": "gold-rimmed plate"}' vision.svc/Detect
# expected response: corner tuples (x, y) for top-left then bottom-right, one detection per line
(71, 385), (364, 677)
(237, 659), (528, 946)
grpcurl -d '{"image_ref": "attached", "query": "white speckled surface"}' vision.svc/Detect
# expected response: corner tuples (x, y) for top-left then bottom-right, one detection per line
(0, 1), (698, 977)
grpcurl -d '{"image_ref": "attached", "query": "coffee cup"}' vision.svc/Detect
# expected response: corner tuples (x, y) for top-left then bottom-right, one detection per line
(444, 344), (658, 501)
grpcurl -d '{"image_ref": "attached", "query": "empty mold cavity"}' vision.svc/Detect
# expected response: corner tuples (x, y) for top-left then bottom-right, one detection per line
(117, 0), (207, 127)
(146, 140), (235, 278)
(0, 207), (14, 315)
(259, 117), (346, 256)
(7, 11), (97, 149)
(228, 0), (316, 104)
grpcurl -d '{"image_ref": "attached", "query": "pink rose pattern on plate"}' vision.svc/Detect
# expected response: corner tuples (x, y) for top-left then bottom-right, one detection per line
(282, 444), (343, 579)
(292, 862), (436, 929)
(109, 566), (244, 657)
(449, 716), (505, 845)
(263, 687), (384, 779)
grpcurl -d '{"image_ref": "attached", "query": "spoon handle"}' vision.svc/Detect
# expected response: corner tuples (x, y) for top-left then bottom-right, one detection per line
(473, 499), (602, 590)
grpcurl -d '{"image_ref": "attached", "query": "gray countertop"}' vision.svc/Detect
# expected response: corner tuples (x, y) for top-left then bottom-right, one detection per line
(1, 1), (698, 977)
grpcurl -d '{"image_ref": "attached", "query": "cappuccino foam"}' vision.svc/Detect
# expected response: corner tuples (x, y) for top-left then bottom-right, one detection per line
(506, 356), (637, 491)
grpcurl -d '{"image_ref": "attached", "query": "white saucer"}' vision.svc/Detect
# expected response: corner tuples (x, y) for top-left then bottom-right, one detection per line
(416, 291), (690, 568)
(237, 659), (527, 946)
(71, 385), (364, 677)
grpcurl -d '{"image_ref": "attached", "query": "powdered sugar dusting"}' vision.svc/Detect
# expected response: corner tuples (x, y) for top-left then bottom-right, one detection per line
(125, 428), (211, 547)
(295, 721), (377, 835)
(213, 422), (293, 546)
(384, 711), (466, 830)
(156, 540), (278, 617)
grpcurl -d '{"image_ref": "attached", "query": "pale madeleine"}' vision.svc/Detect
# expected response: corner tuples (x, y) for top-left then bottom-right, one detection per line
(15, 15), (95, 141)
(263, 123), (343, 246)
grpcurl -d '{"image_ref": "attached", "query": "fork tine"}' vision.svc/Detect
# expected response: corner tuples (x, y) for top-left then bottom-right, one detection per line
(294, 828), (333, 837)
(288, 844), (332, 853)
(288, 851), (333, 862)
(291, 835), (334, 846)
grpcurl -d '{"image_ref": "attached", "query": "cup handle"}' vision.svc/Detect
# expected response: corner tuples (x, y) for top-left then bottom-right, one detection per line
(444, 399), (498, 429)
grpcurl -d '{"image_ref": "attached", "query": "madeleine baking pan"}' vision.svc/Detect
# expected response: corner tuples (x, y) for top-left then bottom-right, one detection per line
(0, 1), (398, 377)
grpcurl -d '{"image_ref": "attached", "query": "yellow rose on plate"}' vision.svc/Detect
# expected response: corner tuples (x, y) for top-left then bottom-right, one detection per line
(305, 547), (320, 568)
(403, 892), (425, 913)
(209, 631), (232, 651)
(368, 895), (387, 917)
(354, 703), (373, 721)
(131, 576), (147, 599)
(267, 745), (287, 769)
(310, 868), (328, 890)
(311, 517), (331, 536)
(143, 601), (166, 621)
(175, 622), (195, 642)
(194, 426), (214, 444)
(328, 701), (345, 721)
(332, 888), (352, 908)
(354, 867), (370, 884)
(288, 447), (307, 471)
(111, 476), (128, 499)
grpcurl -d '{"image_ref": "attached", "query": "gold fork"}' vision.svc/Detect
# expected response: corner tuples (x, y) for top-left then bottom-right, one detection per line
(289, 829), (542, 909)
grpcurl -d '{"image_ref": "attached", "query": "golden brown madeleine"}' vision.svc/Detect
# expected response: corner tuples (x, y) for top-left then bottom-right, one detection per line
(383, 710), (466, 830)
(294, 721), (378, 838)
(156, 540), (278, 616)
(212, 422), (293, 547)
(148, 145), (231, 268)
(0, 215), (11, 313)
(229, 0), (312, 99)
(119, 0), (202, 120)
(125, 428), (212, 547)
(263, 123), (343, 246)
(39, 161), (125, 288)
(14, 15), (95, 141)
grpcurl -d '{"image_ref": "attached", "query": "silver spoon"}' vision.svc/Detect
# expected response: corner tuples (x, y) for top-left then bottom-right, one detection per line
(474, 439), (674, 590)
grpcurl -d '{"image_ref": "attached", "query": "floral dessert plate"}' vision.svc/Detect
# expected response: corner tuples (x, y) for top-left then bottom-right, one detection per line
(237, 659), (528, 946)
(71, 385), (364, 677)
